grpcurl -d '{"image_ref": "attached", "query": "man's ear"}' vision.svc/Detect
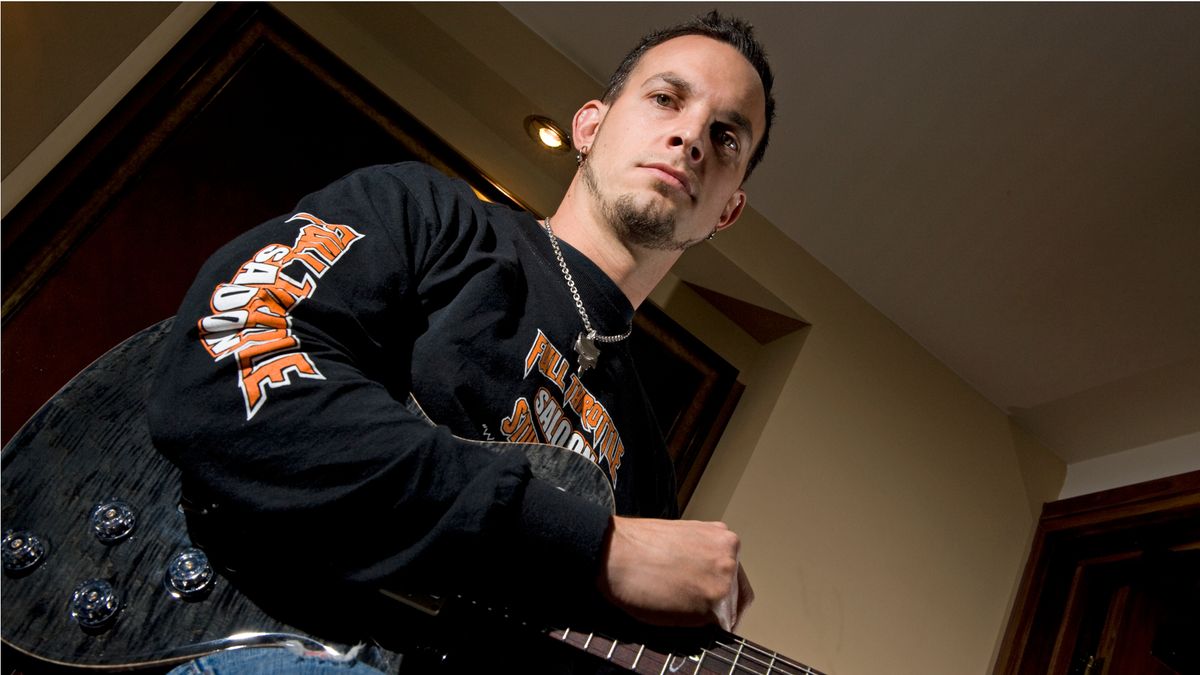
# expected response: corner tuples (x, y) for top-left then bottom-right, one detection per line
(572, 100), (605, 151)
(716, 189), (748, 233)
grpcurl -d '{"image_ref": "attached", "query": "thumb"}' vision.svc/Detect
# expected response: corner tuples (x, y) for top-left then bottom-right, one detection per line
(714, 559), (740, 631)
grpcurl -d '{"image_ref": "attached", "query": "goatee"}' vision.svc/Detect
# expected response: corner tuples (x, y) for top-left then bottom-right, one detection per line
(581, 157), (703, 252)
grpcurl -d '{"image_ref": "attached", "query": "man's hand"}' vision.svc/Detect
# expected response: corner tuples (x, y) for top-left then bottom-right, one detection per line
(597, 516), (754, 631)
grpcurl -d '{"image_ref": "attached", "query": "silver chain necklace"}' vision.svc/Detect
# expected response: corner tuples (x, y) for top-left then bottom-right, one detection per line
(542, 216), (632, 374)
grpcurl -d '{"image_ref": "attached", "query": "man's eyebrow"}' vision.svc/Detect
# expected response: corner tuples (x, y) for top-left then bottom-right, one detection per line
(724, 110), (754, 142)
(644, 72), (754, 141)
(645, 72), (693, 97)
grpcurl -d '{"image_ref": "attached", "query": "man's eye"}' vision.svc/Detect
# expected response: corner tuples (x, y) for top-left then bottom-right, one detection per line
(653, 93), (674, 106)
(720, 133), (739, 151)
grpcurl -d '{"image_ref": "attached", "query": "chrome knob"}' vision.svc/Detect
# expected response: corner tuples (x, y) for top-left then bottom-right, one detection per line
(165, 548), (215, 599)
(90, 500), (136, 543)
(2, 529), (48, 574)
(70, 579), (121, 631)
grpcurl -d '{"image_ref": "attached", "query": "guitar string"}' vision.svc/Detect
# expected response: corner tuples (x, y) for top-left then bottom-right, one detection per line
(559, 627), (818, 675)
(698, 638), (818, 675)
(594, 633), (813, 675)
(700, 642), (801, 675)
(721, 636), (817, 673)
(731, 639), (745, 673)
(618, 638), (815, 675)
(584, 634), (729, 675)
(731, 638), (817, 673)
(685, 644), (774, 675)
(715, 651), (812, 675)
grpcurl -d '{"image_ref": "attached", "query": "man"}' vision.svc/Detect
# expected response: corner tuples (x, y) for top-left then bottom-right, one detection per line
(151, 10), (775, 673)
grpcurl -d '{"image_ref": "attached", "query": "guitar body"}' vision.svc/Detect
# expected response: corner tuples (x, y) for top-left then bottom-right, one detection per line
(1, 319), (614, 673)
(1, 319), (359, 671)
(2, 319), (822, 674)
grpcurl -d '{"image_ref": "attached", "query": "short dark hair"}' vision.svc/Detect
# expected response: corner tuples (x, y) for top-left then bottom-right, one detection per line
(601, 11), (776, 181)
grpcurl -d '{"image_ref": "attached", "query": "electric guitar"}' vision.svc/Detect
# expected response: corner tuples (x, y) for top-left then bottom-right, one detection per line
(1, 319), (824, 674)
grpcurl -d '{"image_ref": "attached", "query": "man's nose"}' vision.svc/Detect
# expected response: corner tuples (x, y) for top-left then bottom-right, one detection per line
(669, 130), (704, 164)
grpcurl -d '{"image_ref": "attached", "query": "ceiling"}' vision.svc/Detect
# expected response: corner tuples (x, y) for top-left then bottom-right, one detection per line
(504, 2), (1200, 464)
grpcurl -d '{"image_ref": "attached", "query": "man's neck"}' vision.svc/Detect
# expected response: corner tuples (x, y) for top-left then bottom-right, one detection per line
(547, 180), (680, 309)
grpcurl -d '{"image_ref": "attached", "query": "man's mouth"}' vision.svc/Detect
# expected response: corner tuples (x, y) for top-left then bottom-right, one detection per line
(641, 164), (694, 199)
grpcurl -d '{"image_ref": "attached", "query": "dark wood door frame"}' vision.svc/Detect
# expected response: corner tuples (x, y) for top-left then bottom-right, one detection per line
(994, 469), (1200, 674)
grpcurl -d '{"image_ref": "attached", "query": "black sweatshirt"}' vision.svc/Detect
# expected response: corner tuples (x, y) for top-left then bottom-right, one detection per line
(149, 163), (677, 610)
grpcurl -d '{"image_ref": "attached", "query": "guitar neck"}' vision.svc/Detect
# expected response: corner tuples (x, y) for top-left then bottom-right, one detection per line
(548, 627), (825, 675)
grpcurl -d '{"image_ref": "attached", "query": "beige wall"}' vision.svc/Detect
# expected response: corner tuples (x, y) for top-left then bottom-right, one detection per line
(1, 2), (208, 215)
(4, 4), (1068, 674)
(1, 2), (178, 177)
(694, 211), (1059, 673)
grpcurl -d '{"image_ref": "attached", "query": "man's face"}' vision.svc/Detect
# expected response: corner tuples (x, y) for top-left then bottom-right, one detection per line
(577, 35), (767, 251)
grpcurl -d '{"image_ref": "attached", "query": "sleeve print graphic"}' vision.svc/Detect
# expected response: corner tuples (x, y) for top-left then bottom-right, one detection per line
(197, 213), (365, 419)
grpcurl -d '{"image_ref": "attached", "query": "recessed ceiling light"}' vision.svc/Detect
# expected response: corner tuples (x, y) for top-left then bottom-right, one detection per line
(525, 115), (571, 153)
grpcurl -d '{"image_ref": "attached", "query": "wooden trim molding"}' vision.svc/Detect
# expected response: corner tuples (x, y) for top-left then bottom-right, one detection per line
(630, 302), (744, 512)
(993, 469), (1200, 675)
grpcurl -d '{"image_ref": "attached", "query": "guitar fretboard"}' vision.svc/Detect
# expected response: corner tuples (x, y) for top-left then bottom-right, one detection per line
(549, 627), (825, 674)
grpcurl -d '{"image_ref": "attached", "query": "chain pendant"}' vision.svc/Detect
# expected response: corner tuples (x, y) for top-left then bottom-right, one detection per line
(574, 332), (601, 374)
(542, 217), (629, 374)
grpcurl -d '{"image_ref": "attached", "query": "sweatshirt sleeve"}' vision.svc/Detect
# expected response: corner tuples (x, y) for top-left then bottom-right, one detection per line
(147, 164), (610, 604)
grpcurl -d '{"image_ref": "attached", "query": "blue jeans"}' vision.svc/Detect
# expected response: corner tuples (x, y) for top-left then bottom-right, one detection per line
(167, 646), (391, 675)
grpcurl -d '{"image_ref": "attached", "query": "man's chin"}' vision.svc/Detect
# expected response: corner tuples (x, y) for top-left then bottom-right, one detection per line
(610, 205), (695, 252)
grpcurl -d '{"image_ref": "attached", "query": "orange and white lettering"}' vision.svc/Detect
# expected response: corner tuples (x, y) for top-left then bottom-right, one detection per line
(501, 397), (539, 444)
(240, 353), (324, 418)
(522, 330), (569, 391)
(254, 244), (290, 263)
(198, 213), (364, 418)
(518, 330), (627, 484)
(565, 432), (597, 464)
(534, 387), (575, 447)
(233, 261), (279, 286)
(564, 375), (587, 410)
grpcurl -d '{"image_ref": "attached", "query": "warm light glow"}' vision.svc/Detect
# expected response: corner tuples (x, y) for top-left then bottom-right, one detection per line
(524, 115), (571, 154)
(538, 126), (565, 148)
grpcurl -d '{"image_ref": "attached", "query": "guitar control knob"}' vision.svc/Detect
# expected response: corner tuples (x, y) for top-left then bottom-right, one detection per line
(70, 579), (121, 631)
(90, 500), (136, 544)
(2, 529), (48, 574)
(165, 548), (215, 599)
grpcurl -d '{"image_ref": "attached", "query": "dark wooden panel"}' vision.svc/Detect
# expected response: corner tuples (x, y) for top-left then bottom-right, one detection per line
(993, 470), (1200, 675)
(630, 303), (742, 512)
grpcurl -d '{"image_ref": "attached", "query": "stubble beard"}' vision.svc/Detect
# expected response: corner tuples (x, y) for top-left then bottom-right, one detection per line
(581, 154), (704, 253)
